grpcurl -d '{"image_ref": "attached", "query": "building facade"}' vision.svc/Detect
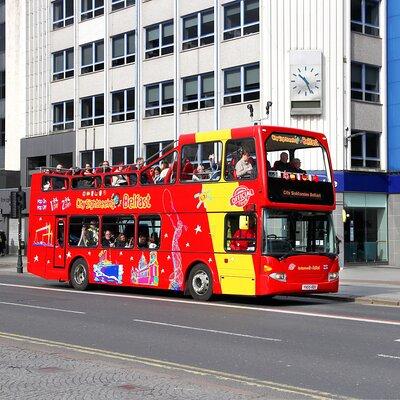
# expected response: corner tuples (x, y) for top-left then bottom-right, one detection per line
(6, 0), (396, 265)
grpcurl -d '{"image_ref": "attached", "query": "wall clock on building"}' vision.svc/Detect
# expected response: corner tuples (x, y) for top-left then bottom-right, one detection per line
(289, 50), (323, 115)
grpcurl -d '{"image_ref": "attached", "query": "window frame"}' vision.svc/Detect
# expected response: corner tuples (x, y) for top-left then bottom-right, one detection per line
(351, 62), (380, 103)
(111, 0), (135, 12)
(52, 100), (74, 132)
(111, 31), (135, 67)
(53, 0), (74, 30)
(111, 145), (135, 165)
(81, 94), (105, 127)
(182, 72), (214, 111)
(81, 0), (104, 21)
(223, 63), (260, 105)
(223, 0), (259, 40)
(144, 80), (174, 117)
(81, 40), (104, 74)
(351, 0), (380, 36)
(111, 88), (135, 122)
(145, 20), (174, 59)
(350, 130), (381, 169)
(182, 8), (214, 50)
(52, 48), (74, 81)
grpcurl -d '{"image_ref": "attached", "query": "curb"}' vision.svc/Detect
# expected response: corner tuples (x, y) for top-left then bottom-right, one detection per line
(308, 293), (400, 307)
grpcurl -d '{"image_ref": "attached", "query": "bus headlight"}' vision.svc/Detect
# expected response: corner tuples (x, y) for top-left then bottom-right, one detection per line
(328, 272), (339, 281)
(269, 272), (286, 282)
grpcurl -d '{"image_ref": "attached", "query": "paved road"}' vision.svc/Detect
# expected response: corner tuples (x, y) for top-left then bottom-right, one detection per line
(0, 270), (399, 399)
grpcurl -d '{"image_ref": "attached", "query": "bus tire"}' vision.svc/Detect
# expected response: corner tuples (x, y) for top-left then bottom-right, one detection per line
(70, 258), (89, 291)
(187, 264), (213, 301)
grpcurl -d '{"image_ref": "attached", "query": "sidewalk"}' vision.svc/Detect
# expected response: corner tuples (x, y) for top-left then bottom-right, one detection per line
(0, 256), (399, 306)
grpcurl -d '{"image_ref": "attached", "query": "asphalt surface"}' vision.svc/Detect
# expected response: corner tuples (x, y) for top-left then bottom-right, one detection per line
(0, 269), (399, 399)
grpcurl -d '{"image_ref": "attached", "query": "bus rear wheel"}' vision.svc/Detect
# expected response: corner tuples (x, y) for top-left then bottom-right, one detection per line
(70, 259), (89, 291)
(188, 264), (213, 301)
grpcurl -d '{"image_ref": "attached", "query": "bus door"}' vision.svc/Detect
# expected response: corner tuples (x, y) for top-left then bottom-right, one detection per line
(54, 217), (66, 269)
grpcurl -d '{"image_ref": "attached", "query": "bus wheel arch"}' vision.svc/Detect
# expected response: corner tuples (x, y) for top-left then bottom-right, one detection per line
(69, 257), (90, 291)
(186, 262), (214, 301)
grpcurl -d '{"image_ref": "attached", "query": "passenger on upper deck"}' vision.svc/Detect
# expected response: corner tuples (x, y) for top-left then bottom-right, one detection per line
(273, 152), (289, 171)
(153, 166), (162, 184)
(83, 163), (93, 176)
(111, 164), (128, 186)
(159, 160), (170, 181)
(101, 160), (111, 173)
(289, 158), (306, 173)
(235, 150), (254, 179)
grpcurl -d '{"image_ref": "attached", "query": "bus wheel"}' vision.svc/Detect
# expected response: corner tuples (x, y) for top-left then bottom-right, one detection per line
(188, 264), (213, 301)
(70, 259), (89, 291)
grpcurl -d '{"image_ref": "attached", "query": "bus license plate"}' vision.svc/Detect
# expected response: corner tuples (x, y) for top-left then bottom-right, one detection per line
(302, 284), (318, 291)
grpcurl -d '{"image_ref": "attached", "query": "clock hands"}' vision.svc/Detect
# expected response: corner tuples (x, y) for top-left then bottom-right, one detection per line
(298, 74), (313, 94)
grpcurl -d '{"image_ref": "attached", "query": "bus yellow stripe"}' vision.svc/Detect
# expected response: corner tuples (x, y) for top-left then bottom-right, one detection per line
(195, 129), (232, 143)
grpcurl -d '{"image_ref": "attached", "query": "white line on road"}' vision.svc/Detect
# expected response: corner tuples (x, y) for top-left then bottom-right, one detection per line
(377, 354), (400, 360)
(0, 301), (85, 315)
(395, 339), (400, 342)
(133, 319), (282, 342)
(1, 282), (400, 326)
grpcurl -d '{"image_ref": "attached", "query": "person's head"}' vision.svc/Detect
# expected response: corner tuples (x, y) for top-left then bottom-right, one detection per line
(56, 164), (63, 172)
(196, 164), (205, 173)
(118, 233), (126, 242)
(102, 160), (109, 167)
(116, 163), (124, 171)
(153, 166), (161, 176)
(280, 152), (288, 163)
(138, 233), (147, 245)
(292, 158), (301, 169)
(161, 160), (169, 170)
(136, 157), (144, 169)
(85, 163), (91, 170)
(90, 220), (97, 228)
(104, 230), (112, 239)
(241, 150), (250, 162)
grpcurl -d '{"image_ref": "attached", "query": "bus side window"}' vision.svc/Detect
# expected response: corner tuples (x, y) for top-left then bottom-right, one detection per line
(137, 215), (161, 249)
(225, 213), (256, 252)
(57, 221), (64, 246)
(102, 216), (135, 248)
(69, 216), (99, 247)
(224, 138), (257, 181)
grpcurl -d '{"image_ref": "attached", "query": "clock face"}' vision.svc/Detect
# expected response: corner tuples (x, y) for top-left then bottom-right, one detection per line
(290, 65), (321, 100)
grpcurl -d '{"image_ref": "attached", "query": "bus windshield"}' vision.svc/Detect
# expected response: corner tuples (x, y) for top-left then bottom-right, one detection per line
(266, 132), (334, 205)
(263, 210), (336, 258)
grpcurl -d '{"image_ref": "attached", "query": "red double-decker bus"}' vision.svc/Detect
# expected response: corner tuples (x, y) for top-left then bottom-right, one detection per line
(27, 125), (339, 300)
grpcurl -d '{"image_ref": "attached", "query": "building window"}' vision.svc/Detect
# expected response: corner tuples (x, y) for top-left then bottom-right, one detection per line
(351, 0), (380, 36)
(51, 153), (73, 169)
(0, 118), (5, 147)
(351, 63), (380, 102)
(111, 88), (135, 122)
(145, 20), (174, 59)
(53, 100), (74, 132)
(112, 0), (135, 11)
(53, 48), (74, 81)
(81, 95), (104, 127)
(81, 40), (104, 74)
(182, 9), (214, 50)
(145, 81), (174, 117)
(223, 0), (259, 40)
(351, 131), (380, 168)
(112, 31), (135, 67)
(144, 141), (174, 162)
(53, 0), (74, 29)
(80, 149), (104, 168)
(112, 145), (134, 165)
(81, 0), (104, 21)
(224, 63), (260, 105)
(182, 73), (214, 111)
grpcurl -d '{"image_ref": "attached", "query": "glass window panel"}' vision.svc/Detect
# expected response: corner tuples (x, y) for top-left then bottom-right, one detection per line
(244, 0), (259, 24)
(183, 77), (198, 98)
(201, 74), (214, 97)
(112, 92), (124, 113)
(95, 149), (104, 166)
(351, 0), (362, 22)
(65, 101), (74, 120)
(225, 69), (241, 93)
(127, 89), (135, 111)
(54, 52), (64, 72)
(82, 98), (92, 118)
(82, 0), (92, 12)
(53, 1), (63, 21)
(146, 26), (159, 47)
(366, 133), (379, 158)
(162, 82), (174, 103)
(146, 85), (159, 106)
(54, 104), (64, 123)
(351, 134), (363, 157)
(112, 147), (125, 164)
(351, 64), (362, 89)
(66, 49), (74, 69)
(65, 0), (74, 17)
(95, 0), (103, 7)
(244, 64), (259, 90)
(365, 66), (379, 92)
(201, 10), (214, 36)
(82, 44), (93, 65)
(183, 15), (198, 40)
(225, 3), (240, 29)
(95, 96), (104, 116)
(112, 35), (124, 58)
(127, 32), (135, 54)
(163, 22), (174, 45)
(365, 0), (379, 26)
(95, 41), (104, 62)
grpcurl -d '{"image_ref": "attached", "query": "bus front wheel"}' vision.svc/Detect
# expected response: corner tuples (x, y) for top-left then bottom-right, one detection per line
(70, 259), (89, 291)
(187, 264), (213, 301)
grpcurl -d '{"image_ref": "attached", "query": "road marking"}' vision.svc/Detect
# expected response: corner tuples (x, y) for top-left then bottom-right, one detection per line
(0, 301), (85, 315)
(0, 282), (400, 326)
(133, 319), (282, 342)
(0, 331), (354, 400)
(377, 354), (400, 360)
(395, 339), (400, 342)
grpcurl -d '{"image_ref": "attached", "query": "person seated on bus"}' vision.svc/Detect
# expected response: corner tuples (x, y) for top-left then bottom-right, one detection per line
(101, 160), (111, 173)
(55, 164), (64, 174)
(111, 164), (128, 186)
(181, 158), (194, 181)
(159, 160), (170, 181)
(82, 163), (93, 176)
(273, 152), (289, 171)
(192, 164), (208, 181)
(78, 222), (98, 247)
(288, 158), (306, 173)
(153, 166), (163, 184)
(102, 230), (115, 247)
(148, 232), (159, 249)
(115, 233), (132, 248)
(230, 215), (256, 252)
(235, 150), (254, 179)
(131, 157), (145, 171)
(42, 175), (51, 191)
(138, 233), (149, 249)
